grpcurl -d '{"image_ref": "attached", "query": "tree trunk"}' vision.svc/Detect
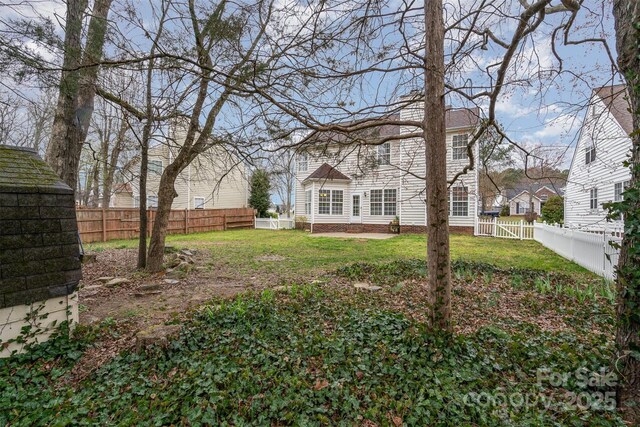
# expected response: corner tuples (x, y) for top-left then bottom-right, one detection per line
(45, 0), (112, 191)
(613, 0), (640, 422)
(137, 124), (150, 269)
(101, 115), (127, 208)
(424, 0), (451, 332)
(46, 0), (86, 190)
(146, 169), (179, 273)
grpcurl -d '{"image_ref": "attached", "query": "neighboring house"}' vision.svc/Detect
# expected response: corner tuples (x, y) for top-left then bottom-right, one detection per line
(294, 102), (480, 234)
(114, 123), (249, 210)
(565, 84), (632, 228)
(506, 185), (561, 216)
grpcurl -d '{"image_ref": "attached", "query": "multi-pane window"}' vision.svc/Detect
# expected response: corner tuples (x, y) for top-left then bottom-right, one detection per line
(370, 189), (397, 215)
(384, 189), (397, 215)
(298, 152), (308, 172)
(452, 134), (469, 160)
(147, 195), (158, 208)
(318, 189), (343, 215)
(194, 197), (205, 209)
(614, 181), (630, 202)
(331, 190), (343, 215)
(451, 186), (468, 216)
(590, 188), (598, 210)
(305, 190), (312, 215)
(318, 190), (330, 214)
(585, 144), (596, 165)
(377, 143), (391, 165)
(370, 189), (383, 215)
(149, 160), (163, 175)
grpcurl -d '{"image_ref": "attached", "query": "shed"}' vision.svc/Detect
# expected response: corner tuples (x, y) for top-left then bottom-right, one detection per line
(0, 145), (81, 356)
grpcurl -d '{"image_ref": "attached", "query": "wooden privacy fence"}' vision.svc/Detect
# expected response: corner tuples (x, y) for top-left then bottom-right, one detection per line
(76, 207), (255, 243)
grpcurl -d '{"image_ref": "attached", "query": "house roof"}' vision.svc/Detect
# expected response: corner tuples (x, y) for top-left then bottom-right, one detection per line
(0, 145), (72, 194)
(303, 107), (480, 146)
(303, 163), (351, 183)
(505, 183), (562, 201)
(595, 84), (633, 135)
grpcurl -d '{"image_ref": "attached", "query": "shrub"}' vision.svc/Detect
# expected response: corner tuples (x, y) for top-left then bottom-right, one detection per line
(500, 204), (510, 217)
(524, 211), (538, 223)
(541, 195), (564, 224)
(249, 169), (271, 217)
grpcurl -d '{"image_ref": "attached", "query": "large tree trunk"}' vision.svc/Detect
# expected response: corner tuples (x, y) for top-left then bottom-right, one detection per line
(45, 0), (113, 191)
(424, 0), (451, 332)
(46, 0), (86, 189)
(146, 169), (180, 272)
(613, 0), (640, 422)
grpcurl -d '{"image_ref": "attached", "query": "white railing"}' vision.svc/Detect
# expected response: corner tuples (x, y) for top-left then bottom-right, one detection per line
(533, 223), (621, 280)
(254, 218), (295, 230)
(475, 217), (535, 240)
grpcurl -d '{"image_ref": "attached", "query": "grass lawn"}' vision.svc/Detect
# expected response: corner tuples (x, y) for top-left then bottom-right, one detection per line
(1, 230), (620, 425)
(88, 229), (591, 278)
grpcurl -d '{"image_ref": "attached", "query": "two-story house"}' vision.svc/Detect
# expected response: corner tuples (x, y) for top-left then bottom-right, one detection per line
(114, 122), (249, 210)
(294, 102), (480, 234)
(564, 84), (632, 228)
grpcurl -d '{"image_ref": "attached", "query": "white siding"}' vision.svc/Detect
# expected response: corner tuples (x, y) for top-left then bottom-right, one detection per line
(565, 95), (631, 228)
(294, 101), (479, 229)
(509, 192), (541, 215)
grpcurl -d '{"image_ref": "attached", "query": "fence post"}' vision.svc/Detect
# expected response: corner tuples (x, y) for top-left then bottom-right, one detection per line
(184, 208), (188, 234)
(492, 216), (497, 237)
(223, 214), (227, 231)
(519, 220), (523, 240)
(101, 208), (107, 242)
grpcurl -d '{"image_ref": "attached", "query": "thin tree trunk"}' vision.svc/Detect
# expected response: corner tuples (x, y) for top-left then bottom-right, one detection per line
(613, 0), (640, 422)
(137, 124), (150, 269)
(101, 115), (127, 208)
(424, 0), (451, 332)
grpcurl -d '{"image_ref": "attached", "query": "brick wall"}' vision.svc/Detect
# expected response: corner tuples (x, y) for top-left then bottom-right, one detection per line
(0, 191), (82, 308)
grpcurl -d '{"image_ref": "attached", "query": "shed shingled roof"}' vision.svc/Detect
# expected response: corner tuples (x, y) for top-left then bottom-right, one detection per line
(595, 84), (633, 135)
(303, 163), (351, 182)
(0, 145), (72, 194)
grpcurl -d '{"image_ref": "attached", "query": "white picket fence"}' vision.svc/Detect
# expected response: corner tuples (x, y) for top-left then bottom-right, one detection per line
(475, 218), (535, 240)
(254, 218), (295, 230)
(533, 223), (622, 280)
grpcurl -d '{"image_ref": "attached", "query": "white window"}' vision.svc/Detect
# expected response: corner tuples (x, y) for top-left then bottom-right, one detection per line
(149, 159), (163, 175)
(331, 190), (343, 215)
(614, 181), (630, 202)
(377, 143), (390, 165)
(452, 134), (469, 160)
(318, 189), (342, 215)
(370, 189), (397, 216)
(194, 196), (205, 209)
(352, 194), (360, 216)
(147, 195), (158, 208)
(590, 188), (598, 210)
(298, 152), (308, 172)
(305, 190), (312, 215)
(585, 145), (596, 165)
(451, 186), (468, 216)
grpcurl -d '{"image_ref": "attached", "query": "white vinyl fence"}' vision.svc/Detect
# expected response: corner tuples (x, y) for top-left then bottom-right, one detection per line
(533, 223), (622, 280)
(255, 218), (295, 230)
(475, 218), (535, 240)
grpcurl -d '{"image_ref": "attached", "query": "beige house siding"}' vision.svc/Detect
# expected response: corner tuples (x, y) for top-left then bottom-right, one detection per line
(114, 135), (248, 210)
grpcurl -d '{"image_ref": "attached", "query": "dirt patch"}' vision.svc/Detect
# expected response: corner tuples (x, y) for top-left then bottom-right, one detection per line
(70, 248), (255, 383)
